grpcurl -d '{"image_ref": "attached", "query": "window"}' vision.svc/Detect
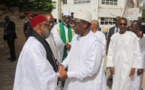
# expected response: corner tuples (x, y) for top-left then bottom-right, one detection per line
(63, 0), (67, 4)
(102, 0), (118, 5)
(74, 0), (90, 4)
(100, 17), (115, 25)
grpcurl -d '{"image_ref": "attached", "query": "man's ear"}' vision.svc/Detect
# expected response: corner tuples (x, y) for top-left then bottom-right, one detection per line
(83, 22), (88, 29)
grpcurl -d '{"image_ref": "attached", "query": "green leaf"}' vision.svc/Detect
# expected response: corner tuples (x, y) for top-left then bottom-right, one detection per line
(0, 0), (54, 12)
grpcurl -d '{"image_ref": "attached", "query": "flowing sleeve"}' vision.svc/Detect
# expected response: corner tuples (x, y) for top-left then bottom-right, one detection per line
(132, 37), (142, 68)
(61, 53), (71, 68)
(30, 43), (59, 89)
(51, 24), (65, 52)
(66, 41), (103, 80)
(107, 37), (115, 67)
(62, 35), (77, 68)
(142, 52), (145, 69)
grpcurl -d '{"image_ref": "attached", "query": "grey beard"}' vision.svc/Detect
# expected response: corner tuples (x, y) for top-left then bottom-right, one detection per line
(43, 29), (50, 39)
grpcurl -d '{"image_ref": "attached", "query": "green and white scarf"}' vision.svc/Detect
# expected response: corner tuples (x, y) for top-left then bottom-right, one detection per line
(59, 21), (73, 60)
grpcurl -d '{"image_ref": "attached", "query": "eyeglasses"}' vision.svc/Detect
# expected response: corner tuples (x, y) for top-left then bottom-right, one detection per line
(119, 23), (127, 26)
(71, 21), (83, 26)
(43, 22), (54, 27)
(43, 21), (54, 27)
(43, 24), (49, 26)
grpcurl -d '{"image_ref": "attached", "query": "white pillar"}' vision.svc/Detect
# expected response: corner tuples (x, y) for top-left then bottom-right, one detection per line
(57, 0), (62, 22)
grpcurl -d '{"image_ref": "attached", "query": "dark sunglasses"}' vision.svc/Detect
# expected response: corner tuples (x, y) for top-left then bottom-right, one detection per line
(119, 23), (127, 26)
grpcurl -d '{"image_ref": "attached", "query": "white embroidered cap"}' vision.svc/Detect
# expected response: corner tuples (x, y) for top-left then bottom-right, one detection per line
(63, 11), (71, 16)
(74, 11), (92, 22)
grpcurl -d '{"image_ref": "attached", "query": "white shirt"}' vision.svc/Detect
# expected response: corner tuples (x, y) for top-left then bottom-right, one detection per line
(13, 37), (59, 90)
(114, 26), (120, 33)
(130, 37), (145, 90)
(62, 31), (103, 90)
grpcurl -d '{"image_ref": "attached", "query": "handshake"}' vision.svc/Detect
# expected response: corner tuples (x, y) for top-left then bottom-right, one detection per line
(57, 65), (67, 80)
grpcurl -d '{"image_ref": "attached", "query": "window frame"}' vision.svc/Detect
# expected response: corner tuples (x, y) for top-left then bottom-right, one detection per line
(101, 0), (118, 5)
(63, 0), (67, 4)
(100, 17), (115, 25)
(74, 0), (90, 4)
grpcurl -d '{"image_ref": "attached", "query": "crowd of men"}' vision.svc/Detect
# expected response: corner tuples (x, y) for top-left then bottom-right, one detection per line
(9, 10), (145, 90)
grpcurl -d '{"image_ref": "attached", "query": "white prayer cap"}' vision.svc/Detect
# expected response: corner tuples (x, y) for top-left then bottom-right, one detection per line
(74, 11), (92, 22)
(63, 11), (71, 16)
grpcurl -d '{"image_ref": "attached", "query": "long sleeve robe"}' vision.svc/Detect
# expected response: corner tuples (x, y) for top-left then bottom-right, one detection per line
(62, 31), (103, 90)
(130, 37), (145, 90)
(13, 37), (59, 90)
(94, 31), (107, 90)
(139, 37), (145, 70)
(107, 31), (142, 90)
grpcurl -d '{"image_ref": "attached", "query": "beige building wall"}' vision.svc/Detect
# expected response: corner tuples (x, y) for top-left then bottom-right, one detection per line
(51, 0), (142, 30)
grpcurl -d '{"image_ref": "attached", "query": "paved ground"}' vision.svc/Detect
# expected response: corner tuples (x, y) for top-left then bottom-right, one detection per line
(104, 56), (145, 90)
(0, 56), (17, 90)
(0, 55), (145, 90)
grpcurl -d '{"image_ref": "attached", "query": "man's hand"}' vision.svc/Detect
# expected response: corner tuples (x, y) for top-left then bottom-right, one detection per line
(64, 43), (71, 50)
(137, 69), (143, 75)
(110, 67), (114, 74)
(57, 65), (67, 80)
(58, 64), (65, 71)
(57, 65), (65, 73)
(129, 68), (135, 77)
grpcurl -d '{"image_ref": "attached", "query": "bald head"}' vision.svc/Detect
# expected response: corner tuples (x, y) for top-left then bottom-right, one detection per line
(45, 14), (53, 20)
(44, 14), (54, 30)
(91, 20), (99, 26)
(90, 20), (99, 32)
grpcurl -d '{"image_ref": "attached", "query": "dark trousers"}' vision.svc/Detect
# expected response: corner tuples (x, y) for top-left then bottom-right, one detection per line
(7, 39), (16, 59)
